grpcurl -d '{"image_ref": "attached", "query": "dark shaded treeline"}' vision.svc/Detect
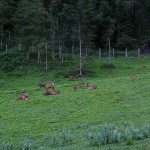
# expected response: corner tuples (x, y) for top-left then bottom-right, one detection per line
(0, 0), (150, 52)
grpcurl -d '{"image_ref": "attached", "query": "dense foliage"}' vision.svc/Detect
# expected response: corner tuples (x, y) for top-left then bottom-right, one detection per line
(0, 0), (150, 52)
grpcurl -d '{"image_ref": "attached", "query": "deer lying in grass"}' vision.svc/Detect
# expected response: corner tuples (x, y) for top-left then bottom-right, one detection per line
(86, 83), (97, 90)
(44, 90), (61, 95)
(18, 92), (29, 100)
(72, 82), (86, 89)
(39, 82), (55, 90)
(72, 84), (82, 89)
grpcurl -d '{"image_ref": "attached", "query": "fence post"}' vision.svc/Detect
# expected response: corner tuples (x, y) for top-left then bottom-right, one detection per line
(45, 42), (48, 70)
(112, 48), (115, 58)
(6, 45), (8, 53)
(98, 48), (101, 60)
(125, 48), (128, 58)
(137, 48), (141, 57)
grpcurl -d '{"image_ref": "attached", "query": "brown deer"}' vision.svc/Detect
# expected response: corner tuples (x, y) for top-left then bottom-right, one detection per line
(86, 83), (97, 90)
(44, 90), (61, 95)
(18, 92), (29, 100)
(39, 82), (55, 90)
(72, 84), (82, 89)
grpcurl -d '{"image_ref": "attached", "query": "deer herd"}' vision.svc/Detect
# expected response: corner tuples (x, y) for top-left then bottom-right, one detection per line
(17, 81), (98, 101)
(17, 73), (137, 100)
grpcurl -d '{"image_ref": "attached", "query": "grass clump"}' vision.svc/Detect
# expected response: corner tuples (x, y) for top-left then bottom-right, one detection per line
(86, 124), (123, 146)
(0, 141), (15, 150)
(60, 130), (73, 146)
(140, 124), (150, 138)
(86, 123), (150, 146)
(22, 138), (32, 150)
(50, 130), (74, 147)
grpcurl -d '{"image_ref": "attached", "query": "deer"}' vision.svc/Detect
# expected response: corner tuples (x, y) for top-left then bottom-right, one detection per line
(72, 84), (82, 89)
(18, 91), (29, 100)
(72, 82), (86, 89)
(86, 83), (97, 90)
(39, 82), (55, 90)
(44, 90), (61, 95)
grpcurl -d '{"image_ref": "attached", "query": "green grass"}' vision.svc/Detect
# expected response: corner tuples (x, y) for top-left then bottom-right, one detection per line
(0, 55), (150, 149)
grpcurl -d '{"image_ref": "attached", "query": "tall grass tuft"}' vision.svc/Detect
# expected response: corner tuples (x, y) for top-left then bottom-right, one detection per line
(140, 124), (150, 138)
(50, 130), (73, 147)
(50, 135), (59, 147)
(0, 141), (15, 150)
(60, 130), (73, 146)
(124, 125), (144, 141)
(22, 138), (32, 150)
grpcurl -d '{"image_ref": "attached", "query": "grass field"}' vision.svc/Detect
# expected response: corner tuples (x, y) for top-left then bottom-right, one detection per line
(0, 55), (150, 150)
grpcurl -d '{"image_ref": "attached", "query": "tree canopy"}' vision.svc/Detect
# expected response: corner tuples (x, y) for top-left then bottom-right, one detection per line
(0, 0), (150, 51)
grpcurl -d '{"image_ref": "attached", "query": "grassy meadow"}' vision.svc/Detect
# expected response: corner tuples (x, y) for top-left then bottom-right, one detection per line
(0, 55), (150, 150)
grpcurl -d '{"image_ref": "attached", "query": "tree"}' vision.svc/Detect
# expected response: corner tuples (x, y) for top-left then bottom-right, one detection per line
(13, 0), (50, 61)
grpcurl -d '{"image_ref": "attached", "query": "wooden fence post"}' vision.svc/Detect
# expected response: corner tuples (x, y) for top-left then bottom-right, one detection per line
(137, 48), (141, 57)
(98, 48), (101, 60)
(112, 48), (115, 58)
(125, 48), (128, 58)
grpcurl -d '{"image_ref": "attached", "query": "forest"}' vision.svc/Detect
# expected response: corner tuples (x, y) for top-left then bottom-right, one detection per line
(1, 0), (150, 54)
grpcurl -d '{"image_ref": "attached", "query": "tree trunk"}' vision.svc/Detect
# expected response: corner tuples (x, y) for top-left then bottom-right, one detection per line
(37, 44), (40, 63)
(79, 25), (82, 76)
(98, 48), (101, 61)
(125, 48), (128, 58)
(65, 48), (67, 63)
(137, 48), (140, 57)
(58, 39), (62, 61)
(72, 45), (74, 56)
(1, 34), (2, 50)
(86, 47), (88, 56)
(52, 30), (55, 61)
(27, 51), (29, 60)
(18, 43), (22, 51)
(5, 45), (8, 53)
(112, 48), (115, 58)
(108, 37), (111, 65)
(45, 43), (48, 70)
